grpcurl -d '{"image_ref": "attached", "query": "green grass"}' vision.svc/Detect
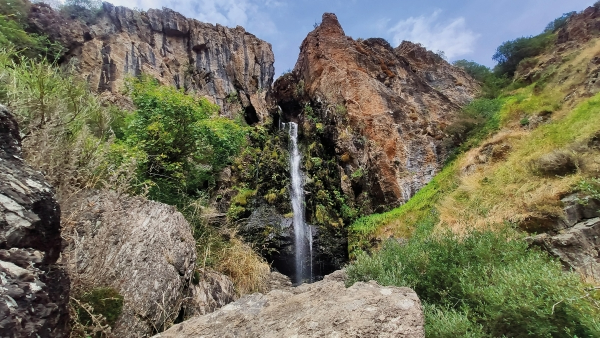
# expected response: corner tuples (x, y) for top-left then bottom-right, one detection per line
(348, 161), (459, 255)
(347, 214), (600, 337)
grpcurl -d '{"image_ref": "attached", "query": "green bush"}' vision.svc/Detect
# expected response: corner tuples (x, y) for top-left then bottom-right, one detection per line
(347, 214), (600, 337)
(545, 12), (577, 33)
(493, 33), (554, 77)
(124, 76), (246, 205)
(0, 0), (63, 59)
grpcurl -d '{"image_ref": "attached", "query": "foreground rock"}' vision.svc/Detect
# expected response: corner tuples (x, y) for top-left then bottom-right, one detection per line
(154, 270), (424, 338)
(28, 2), (275, 121)
(61, 190), (235, 337)
(0, 105), (70, 337)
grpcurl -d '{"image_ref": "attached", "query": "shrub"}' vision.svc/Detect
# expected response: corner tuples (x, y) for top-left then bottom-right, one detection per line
(493, 33), (554, 77)
(0, 50), (127, 201)
(452, 60), (510, 98)
(347, 214), (600, 337)
(544, 12), (577, 33)
(215, 237), (270, 296)
(529, 150), (579, 176)
(124, 76), (246, 205)
(0, 0), (63, 59)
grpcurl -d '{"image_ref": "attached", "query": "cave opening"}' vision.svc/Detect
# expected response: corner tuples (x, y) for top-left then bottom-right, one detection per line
(244, 105), (259, 125)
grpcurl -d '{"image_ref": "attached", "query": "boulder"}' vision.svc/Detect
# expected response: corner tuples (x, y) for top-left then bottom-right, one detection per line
(0, 105), (70, 337)
(153, 270), (424, 338)
(528, 193), (600, 281)
(61, 190), (235, 337)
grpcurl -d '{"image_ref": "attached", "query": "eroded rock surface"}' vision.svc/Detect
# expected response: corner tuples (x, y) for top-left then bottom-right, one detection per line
(61, 190), (235, 337)
(28, 2), (275, 120)
(272, 13), (479, 211)
(0, 105), (70, 337)
(528, 194), (600, 281)
(154, 270), (424, 338)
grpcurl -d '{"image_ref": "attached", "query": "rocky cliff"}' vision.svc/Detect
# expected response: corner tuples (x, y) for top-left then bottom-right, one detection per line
(27, 2), (275, 121)
(272, 13), (479, 212)
(0, 105), (70, 337)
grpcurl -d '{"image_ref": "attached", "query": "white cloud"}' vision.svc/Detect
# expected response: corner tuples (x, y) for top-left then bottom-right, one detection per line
(387, 10), (479, 59)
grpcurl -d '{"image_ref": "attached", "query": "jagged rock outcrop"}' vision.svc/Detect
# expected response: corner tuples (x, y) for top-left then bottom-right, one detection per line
(153, 270), (424, 338)
(27, 2), (275, 121)
(272, 13), (479, 211)
(556, 4), (600, 45)
(0, 105), (70, 337)
(528, 194), (600, 281)
(61, 190), (235, 337)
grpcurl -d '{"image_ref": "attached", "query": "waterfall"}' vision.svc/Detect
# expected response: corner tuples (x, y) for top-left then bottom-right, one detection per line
(285, 122), (313, 284)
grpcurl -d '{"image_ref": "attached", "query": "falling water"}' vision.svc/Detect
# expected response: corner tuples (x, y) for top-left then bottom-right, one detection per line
(285, 122), (313, 284)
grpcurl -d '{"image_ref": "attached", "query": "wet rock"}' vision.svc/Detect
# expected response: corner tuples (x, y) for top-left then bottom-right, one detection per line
(239, 206), (346, 283)
(61, 190), (235, 337)
(27, 3), (275, 120)
(153, 270), (424, 338)
(0, 105), (70, 337)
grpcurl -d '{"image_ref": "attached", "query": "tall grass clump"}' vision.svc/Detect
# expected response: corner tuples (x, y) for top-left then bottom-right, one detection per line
(0, 50), (135, 202)
(347, 213), (600, 337)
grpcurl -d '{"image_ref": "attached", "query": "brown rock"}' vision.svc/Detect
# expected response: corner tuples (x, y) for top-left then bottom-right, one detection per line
(0, 105), (70, 337)
(27, 3), (275, 121)
(153, 270), (424, 338)
(272, 13), (479, 210)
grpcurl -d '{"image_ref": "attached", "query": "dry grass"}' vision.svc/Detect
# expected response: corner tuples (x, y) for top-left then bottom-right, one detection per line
(215, 235), (270, 296)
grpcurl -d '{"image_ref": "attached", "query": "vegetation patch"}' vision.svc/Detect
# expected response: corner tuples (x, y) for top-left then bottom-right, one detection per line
(347, 214), (600, 337)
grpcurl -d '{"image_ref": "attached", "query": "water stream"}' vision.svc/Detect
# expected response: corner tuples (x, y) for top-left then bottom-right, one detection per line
(284, 121), (313, 284)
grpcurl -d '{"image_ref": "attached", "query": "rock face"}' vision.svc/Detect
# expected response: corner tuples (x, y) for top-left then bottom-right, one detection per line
(528, 194), (600, 281)
(61, 190), (235, 337)
(28, 2), (275, 121)
(272, 13), (479, 211)
(154, 270), (425, 338)
(0, 105), (70, 337)
(556, 4), (600, 45)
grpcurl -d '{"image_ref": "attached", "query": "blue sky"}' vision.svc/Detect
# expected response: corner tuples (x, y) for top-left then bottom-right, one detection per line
(109, 0), (596, 77)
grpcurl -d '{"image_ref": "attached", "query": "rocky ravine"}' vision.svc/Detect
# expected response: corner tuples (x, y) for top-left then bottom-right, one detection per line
(154, 270), (425, 338)
(27, 2), (275, 121)
(272, 13), (479, 211)
(0, 105), (70, 337)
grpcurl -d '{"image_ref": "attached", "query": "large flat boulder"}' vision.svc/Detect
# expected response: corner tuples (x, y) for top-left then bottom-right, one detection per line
(0, 105), (70, 337)
(154, 271), (424, 338)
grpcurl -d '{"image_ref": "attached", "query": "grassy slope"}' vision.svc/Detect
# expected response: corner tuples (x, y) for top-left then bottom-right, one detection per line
(349, 37), (600, 253)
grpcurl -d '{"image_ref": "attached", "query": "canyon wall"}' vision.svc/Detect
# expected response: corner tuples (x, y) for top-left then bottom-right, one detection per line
(28, 2), (275, 121)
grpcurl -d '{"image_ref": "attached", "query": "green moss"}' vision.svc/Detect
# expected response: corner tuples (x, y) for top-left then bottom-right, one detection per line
(75, 287), (124, 328)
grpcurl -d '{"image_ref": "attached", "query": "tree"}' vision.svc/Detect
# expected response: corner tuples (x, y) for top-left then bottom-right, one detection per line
(492, 33), (553, 77)
(545, 11), (577, 33)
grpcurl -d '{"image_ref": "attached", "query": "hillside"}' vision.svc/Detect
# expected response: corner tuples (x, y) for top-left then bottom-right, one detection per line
(346, 4), (600, 337)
